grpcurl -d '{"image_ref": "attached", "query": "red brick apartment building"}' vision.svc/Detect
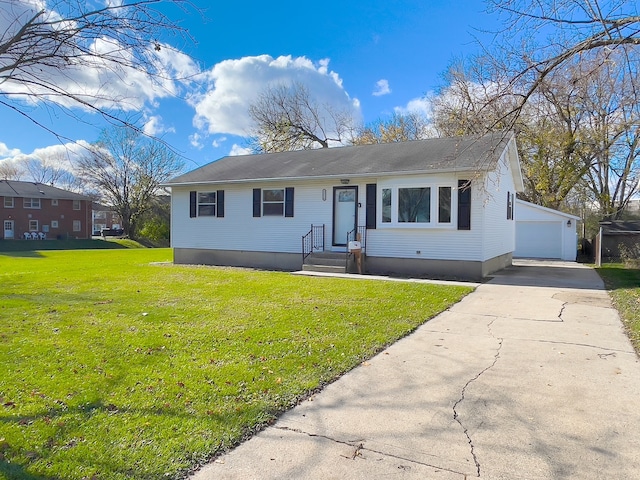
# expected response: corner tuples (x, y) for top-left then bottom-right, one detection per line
(1, 180), (92, 240)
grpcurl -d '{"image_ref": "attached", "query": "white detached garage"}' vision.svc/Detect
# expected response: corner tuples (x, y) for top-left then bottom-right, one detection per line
(515, 199), (579, 261)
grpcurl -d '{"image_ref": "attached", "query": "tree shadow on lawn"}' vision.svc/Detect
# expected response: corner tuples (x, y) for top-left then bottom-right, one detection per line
(0, 251), (46, 258)
(0, 240), (128, 255)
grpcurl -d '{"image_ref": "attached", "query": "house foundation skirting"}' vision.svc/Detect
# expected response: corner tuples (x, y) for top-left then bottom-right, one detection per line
(173, 248), (302, 271)
(365, 252), (512, 281)
(172, 248), (512, 281)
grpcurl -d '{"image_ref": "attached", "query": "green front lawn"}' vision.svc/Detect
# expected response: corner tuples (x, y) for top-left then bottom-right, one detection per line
(0, 249), (472, 479)
(597, 264), (640, 353)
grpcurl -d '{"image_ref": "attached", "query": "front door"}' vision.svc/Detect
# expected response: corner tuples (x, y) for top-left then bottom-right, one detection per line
(333, 186), (358, 246)
(4, 220), (14, 239)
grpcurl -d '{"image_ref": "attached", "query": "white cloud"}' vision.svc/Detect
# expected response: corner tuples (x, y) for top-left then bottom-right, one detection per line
(0, 142), (22, 158)
(211, 137), (227, 148)
(394, 96), (433, 118)
(143, 115), (175, 136)
(1, 141), (91, 171)
(373, 79), (391, 96)
(229, 144), (253, 156)
(189, 55), (361, 137)
(189, 133), (204, 149)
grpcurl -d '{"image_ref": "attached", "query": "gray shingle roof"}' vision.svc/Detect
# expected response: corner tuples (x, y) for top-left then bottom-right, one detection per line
(600, 220), (640, 235)
(167, 132), (514, 185)
(0, 180), (90, 200)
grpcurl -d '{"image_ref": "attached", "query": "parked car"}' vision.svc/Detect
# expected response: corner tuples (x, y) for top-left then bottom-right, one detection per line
(101, 228), (124, 237)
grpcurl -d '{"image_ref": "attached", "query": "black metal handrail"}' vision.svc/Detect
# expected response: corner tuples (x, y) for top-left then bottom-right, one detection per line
(302, 224), (325, 263)
(345, 226), (367, 272)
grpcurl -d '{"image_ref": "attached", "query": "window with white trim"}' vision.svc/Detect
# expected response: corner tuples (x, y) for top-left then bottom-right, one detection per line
(73, 200), (81, 210)
(29, 220), (38, 231)
(380, 184), (455, 227)
(51, 199), (58, 206)
(51, 220), (59, 228)
(73, 220), (81, 232)
(198, 192), (217, 216)
(4, 197), (14, 208)
(262, 189), (285, 216)
(438, 187), (452, 224)
(24, 198), (41, 209)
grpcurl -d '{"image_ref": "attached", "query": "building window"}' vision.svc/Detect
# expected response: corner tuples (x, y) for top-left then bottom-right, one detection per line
(252, 188), (293, 217)
(4, 197), (14, 208)
(198, 192), (217, 216)
(380, 184), (457, 227)
(73, 220), (81, 232)
(73, 200), (81, 210)
(262, 189), (285, 216)
(438, 187), (452, 223)
(398, 187), (430, 223)
(24, 198), (41, 209)
(382, 189), (391, 223)
(29, 220), (39, 231)
(52, 199), (58, 206)
(51, 220), (59, 228)
(94, 210), (106, 219)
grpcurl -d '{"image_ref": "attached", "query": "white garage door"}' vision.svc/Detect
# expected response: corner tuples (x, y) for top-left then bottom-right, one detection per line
(515, 221), (562, 259)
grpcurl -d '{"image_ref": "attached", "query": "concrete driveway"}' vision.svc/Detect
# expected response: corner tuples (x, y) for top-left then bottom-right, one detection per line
(190, 260), (640, 480)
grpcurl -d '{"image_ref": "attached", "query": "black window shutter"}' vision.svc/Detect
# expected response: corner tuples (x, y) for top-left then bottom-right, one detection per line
(189, 191), (197, 218)
(285, 187), (294, 217)
(507, 191), (512, 220)
(253, 189), (261, 217)
(457, 180), (471, 230)
(217, 190), (225, 218)
(511, 193), (515, 220)
(366, 183), (377, 229)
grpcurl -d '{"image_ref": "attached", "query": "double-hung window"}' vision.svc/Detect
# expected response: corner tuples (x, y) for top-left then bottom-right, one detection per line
(189, 190), (225, 218)
(262, 189), (285, 216)
(4, 197), (14, 208)
(198, 192), (217, 216)
(24, 198), (41, 209)
(73, 200), (81, 210)
(253, 188), (294, 217)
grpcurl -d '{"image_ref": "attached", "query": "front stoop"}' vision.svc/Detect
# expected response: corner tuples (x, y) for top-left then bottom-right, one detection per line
(302, 251), (346, 274)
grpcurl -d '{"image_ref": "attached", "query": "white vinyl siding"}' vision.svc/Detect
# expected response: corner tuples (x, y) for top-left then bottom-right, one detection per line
(366, 175), (484, 262)
(174, 181), (335, 254)
(170, 137), (522, 265)
(481, 148), (518, 261)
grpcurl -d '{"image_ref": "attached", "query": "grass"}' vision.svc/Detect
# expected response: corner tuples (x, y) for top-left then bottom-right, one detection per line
(596, 263), (640, 353)
(0, 249), (473, 479)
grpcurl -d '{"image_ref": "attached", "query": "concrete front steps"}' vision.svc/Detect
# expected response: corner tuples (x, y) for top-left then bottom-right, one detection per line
(302, 251), (347, 274)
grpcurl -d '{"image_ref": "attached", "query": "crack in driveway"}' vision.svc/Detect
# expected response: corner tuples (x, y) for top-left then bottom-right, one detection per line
(274, 426), (468, 476)
(452, 318), (503, 478)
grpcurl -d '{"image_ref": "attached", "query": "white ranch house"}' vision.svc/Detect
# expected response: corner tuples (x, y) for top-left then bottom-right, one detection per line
(165, 132), (525, 280)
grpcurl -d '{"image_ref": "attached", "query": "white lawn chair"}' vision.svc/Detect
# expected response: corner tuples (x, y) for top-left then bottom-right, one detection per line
(38, 232), (46, 240)
(30, 232), (38, 240)
(23, 232), (30, 240)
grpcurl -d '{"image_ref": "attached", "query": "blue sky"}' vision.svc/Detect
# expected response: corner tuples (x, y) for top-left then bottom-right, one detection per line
(0, 0), (501, 172)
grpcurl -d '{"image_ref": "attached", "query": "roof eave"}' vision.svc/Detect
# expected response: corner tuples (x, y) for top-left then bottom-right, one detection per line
(163, 166), (487, 188)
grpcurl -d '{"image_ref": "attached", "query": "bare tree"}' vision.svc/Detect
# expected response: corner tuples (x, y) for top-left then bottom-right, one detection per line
(487, 0), (639, 124)
(76, 126), (184, 239)
(0, 159), (23, 179)
(24, 151), (79, 190)
(352, 112), (430, 145)
(248, 82), (356, 153)
(0, 0), (194, 140)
